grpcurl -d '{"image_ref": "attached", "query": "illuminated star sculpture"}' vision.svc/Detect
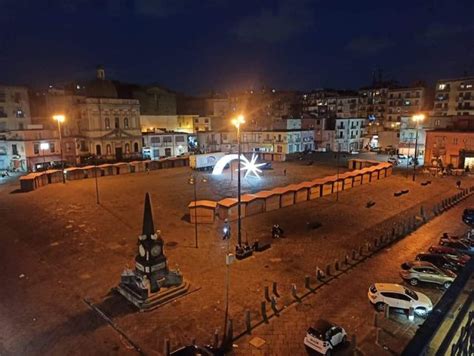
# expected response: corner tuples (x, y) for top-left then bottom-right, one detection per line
(240, 154), (266, 178)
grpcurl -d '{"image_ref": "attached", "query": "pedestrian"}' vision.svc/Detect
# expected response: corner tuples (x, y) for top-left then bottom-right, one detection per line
(283, 168), (287, 176)
(456, 180), (461, 189)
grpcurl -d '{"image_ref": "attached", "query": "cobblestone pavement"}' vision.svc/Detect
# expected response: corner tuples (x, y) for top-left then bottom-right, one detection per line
(0, 159), (470, 355)
(235, 196), (473, 356)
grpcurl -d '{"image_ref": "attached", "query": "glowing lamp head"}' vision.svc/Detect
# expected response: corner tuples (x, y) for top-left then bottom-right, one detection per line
(231, 115), (245, 128)
(53, 114), (65, 123)
(412, 114), (425, 123)
(40, 142), (49, 150)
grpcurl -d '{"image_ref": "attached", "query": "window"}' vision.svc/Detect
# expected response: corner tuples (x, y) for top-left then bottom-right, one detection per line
(435, 119), (441, 127)
(12, 144), (18, 156)
(316, 120), (320, 125)
(339, 131), (343, 138)
(438, 83), (446, 90)
(66, 143), (72, 152)
(16, 109), (25, 118)
(125, 143), (130, 153)
(134, 142), (139, 152)
(50, 143), (55, 153)
(453, 137), (459, 145)
(150, 137), (160, 144)
(105, 118), (110, 129)
(14, 92), (21, 102)
(106, 144), (112, 155)
(34, 143), (39, 154)
(124, 117), (129, 128)
(114, 117), (120, 129)
(0, 91), (5, 102)
(163, 136), (172, 143)
(405, 288), (418, 300)
(195, 118), (199, 123)
(175, 135), (185, 142)
(96, 144), (102, 155)
(204, 118), (209, 123)
(222, 134), (228, 140)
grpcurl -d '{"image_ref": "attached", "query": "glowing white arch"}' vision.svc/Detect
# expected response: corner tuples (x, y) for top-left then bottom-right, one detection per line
(212, 153), (265, 178)
(212, 154), (239, 175)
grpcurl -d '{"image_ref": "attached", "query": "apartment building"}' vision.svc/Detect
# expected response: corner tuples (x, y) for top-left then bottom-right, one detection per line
(334, 118), (366, 152)
(0, 85), (31, 131)
(433, 77), (474, 116)
(386, 87), (425, 125)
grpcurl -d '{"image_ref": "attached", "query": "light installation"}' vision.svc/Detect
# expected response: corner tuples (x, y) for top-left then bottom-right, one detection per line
(212, 153), (265, 178)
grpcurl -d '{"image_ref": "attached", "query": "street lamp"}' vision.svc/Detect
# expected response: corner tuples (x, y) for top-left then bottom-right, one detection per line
(53, 114), (66, 183)
(40, 142), (49, 169)
(188, 174), (207, 248)
(231, 114), (245, 247)
(412, 114), (425, 182)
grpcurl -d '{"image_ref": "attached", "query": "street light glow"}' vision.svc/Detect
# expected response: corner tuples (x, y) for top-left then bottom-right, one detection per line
(412, 114), (425, 122)
(231, 115), (245, 128)
(40, 142), (49, 150)
(53, 114), (65, 123)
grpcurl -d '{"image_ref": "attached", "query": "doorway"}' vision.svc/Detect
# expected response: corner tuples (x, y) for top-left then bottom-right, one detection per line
(115, 147), (123, 161)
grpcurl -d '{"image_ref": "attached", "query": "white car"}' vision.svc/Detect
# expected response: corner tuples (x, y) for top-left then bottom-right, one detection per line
(303, 319), (347, 355)
(368, 283), (433, 317)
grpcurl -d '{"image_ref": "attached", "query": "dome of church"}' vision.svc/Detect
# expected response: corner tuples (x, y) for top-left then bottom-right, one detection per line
(85, 66), (118, 98)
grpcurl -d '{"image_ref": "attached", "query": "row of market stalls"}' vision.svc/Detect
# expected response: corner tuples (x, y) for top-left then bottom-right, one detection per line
(19, 157), (189, 192)
(188, 160), (393, 223)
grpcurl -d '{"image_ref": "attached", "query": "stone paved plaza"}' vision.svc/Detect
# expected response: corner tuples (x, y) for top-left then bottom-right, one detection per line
(0, 156), (470, 355)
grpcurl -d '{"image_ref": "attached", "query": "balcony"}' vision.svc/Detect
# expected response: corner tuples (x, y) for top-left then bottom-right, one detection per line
(0, 112), (7, 118)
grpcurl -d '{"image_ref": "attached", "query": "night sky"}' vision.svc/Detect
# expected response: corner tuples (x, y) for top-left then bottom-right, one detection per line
(0, 0), (473, 94)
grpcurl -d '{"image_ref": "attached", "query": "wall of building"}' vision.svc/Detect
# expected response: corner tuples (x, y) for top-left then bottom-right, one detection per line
(425, 130), (474, 168)
(0, 85), (31, 131)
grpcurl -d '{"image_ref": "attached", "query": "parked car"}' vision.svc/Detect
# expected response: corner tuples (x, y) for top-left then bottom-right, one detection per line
(462, 209), (474, 226)
(438, 239), (474, 255)
(415, 253), (464, 274)
(428, 245), (470, 264)
(388, 157), (399, 165)
(400, 261), (456, 289)
(368, 283), (433, 316)
(303, 319), (347, 355)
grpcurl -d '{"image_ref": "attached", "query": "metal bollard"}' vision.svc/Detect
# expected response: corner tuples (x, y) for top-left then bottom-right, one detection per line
(359, 245), (364, 257)
(352, 249), (357, 260)
(408, 307), (414, 321)
(261, 301), (268, 323)
(164, 339), (171, 356)
(384, 304), (390, 319)
(272, 281), (280, 298)
(334, 259), (340, 271)
(304, 275), (312, 291)
(316, 267), (325, 280)
(291, 284), (301, 302)
(325, 263), (331, 276)
(345, 254), (350, 265)
(270, 296), (279, 316)
(264, 286), (271, 302)
(245, 310), (251, 334)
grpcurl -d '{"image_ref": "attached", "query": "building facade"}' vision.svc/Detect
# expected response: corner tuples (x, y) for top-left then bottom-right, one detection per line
(386, 87), (425, 126)
(0, 125), (63, 171)
(0, 85), (31, 131)
(142, 131), (188, 159)
(424, 130), (474, 169)
(334, 118), (366, 152)
(433, 77), (474, 116)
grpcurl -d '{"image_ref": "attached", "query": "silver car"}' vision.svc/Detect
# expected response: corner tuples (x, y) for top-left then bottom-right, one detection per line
(400, 261), (456, 289)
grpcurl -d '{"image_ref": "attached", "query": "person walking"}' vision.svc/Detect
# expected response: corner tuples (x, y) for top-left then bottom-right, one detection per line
(283, 168), (287, 176)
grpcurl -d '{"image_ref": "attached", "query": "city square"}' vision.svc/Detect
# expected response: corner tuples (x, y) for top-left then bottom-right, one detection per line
(0, 154), (471, 355)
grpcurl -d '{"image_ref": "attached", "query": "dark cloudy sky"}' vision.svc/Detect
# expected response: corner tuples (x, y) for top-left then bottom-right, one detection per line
(0, 0), (473, 94)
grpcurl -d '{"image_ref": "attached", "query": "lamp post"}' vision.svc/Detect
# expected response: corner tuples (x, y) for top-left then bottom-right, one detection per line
(231, 115), (245, 247)
(188, 174), (207, 248)
(53, 114), (66, 183)
(412, 114), (425, 182)
(40, 142), (49, 169)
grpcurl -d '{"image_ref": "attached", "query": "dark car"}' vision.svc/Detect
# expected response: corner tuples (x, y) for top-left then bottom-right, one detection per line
(462, 209), (474, 226)
(428, 246), (471, 264)
(438, 239), (474, 255)
(415, 253), (463, 274)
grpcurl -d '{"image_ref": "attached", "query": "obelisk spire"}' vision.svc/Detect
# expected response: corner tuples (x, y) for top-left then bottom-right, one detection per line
(142, 193), (155, 237)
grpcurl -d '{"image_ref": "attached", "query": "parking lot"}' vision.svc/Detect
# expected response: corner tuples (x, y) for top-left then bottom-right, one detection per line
(235, 196), (473, 355)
